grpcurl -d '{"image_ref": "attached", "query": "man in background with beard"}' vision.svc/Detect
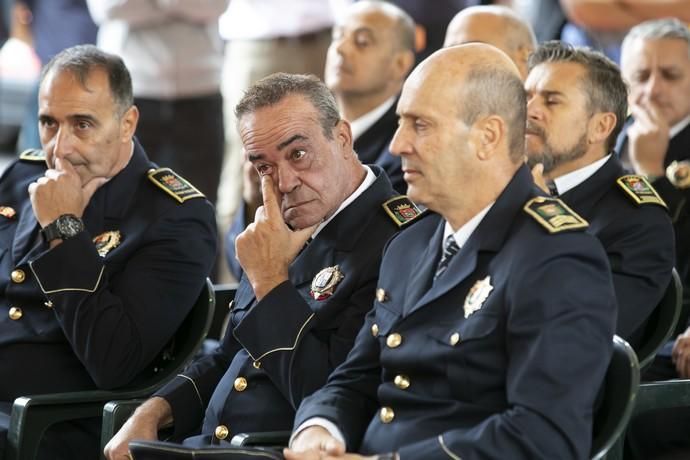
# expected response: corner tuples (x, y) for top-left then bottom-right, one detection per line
(526, 41), (674, 350)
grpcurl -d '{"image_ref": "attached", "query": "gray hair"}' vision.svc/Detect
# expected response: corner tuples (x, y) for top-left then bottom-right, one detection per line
(529, 41), (628, 153)
(461, 65), (527, 162)
(235, 73), (341, 139)
(40, 44), (133, 116)
(622, 18), (690, 59)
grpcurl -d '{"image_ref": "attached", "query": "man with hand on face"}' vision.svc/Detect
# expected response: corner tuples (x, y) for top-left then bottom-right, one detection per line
(325, 0), (415, 194)
(104, 73), (414, 459)
(616, 19), (690, 381)
(285, 43), (616, 460)
(526, 41), (674, 350)
(0, 45), (217, 459)
(443, 5), (537, 81)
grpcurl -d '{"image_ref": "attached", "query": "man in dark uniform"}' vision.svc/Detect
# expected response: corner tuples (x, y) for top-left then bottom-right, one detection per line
(105, 73), (415, 459)
(617, 18), (690, 378)
(0, 45), (217, 458)
(526, 41), (674, 350)
(326, 1), (416, 194)
(286, 44), (616, 460)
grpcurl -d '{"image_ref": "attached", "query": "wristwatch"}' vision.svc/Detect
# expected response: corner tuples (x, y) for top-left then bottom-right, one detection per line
(41, 214), (84, 242)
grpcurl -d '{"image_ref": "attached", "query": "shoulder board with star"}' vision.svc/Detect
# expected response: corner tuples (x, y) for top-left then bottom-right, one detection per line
(616, 175), (667, 208)
(382, 195), (423, 228)
(147, 168), (205, 203)
(19, 149), (46, 162)
(524, 196), (588, 233)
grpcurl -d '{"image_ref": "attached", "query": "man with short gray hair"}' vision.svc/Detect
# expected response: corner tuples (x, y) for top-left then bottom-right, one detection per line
(104, 72), (413, 459)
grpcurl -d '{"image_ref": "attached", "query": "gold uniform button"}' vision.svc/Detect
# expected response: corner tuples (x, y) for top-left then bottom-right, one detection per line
(371, 323), (379, 337)
(252, 361), (261, 369)
(9, 307), (22, 320)
(379, 406), (395, 423)
(234, 377), (248, 392)
(386, 333), (402, 348)
(44, 300), (53, 308)
(394, 375), (410, 390)
(214, 425), (229, 440)
(10, 269), (25, 284)
(376, 288), (387, 303)
(449, 332), (461, 346)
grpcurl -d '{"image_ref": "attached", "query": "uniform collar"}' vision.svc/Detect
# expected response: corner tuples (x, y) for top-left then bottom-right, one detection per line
(349, 96), (397, 142)
(553, 154), (611, 196)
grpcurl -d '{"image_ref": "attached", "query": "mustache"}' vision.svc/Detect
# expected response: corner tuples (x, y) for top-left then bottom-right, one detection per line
(525, 122), (546, 138)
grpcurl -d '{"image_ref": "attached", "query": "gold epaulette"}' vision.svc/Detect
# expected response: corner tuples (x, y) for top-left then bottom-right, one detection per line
(19, 149), (46, 162)
(524, 196), (588, 233)
(147, 168), (205, 203)
(382, 196), (423, 227)
(617, 175), (667, 208)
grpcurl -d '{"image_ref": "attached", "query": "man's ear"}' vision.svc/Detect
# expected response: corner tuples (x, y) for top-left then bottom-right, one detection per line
(473, 115), (505, 161)
(335, 119), (354, 156)
(120, 105), (139, 142)
(392, 49), (415, 81)
(588, 111), (617, 146)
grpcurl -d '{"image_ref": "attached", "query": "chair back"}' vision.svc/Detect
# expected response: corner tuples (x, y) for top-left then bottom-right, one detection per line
(590, 336), (640, 460)
(636, 269), (682, 371)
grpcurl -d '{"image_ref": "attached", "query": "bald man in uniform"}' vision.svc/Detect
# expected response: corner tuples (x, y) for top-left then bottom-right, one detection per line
(443, 5), (537, 80)
(286, 44), (616, 460)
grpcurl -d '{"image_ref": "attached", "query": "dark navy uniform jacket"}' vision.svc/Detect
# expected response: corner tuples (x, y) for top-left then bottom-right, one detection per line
(0, 141), (217, 401)
(559, 155), (674, 349)
(617, 121), (690, 310)
(157, 167), (402, 442)
(294, 166), (617, 460)
(353, 101), (405, 194)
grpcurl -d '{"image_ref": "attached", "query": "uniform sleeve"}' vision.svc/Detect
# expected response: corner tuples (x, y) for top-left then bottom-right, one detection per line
(395, 237), (616, 460)
(233, 273), (380, 409)
(607, 203), (675, 340)
(28, 201), (217, 390)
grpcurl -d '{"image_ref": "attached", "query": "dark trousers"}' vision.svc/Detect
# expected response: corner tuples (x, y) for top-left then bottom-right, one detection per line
(135, 92), (225, 205)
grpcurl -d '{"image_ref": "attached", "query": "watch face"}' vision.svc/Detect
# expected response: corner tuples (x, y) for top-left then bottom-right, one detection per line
(56, 215), (84, 238)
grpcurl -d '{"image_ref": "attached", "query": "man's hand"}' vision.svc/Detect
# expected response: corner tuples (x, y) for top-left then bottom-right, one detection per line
(672, 327), (690, 378)
(530, 163), (549, 194)
(284, 426), (378, 459)
(628, 101), (670, 178)
(235, 175), (316, 300)
(28, 158), (107, 228)
(103, 397), (172, 460)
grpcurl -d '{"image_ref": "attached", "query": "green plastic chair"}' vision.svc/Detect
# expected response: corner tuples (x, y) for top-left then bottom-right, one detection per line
(5, 278), (215, 460)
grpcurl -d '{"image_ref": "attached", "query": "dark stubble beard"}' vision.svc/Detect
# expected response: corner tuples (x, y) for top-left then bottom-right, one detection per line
(525, 123), (589, 176)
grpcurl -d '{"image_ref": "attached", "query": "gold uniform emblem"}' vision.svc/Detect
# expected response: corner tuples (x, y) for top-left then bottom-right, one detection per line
(524, 196), (588, 233)
(93, 231), (122, 257)
(617, 175), (667, 207)
(464, 276), (493, 318)
(310, 265), (345, 300)
(0, 206), (16, 219)
(667, 161), (690, 189)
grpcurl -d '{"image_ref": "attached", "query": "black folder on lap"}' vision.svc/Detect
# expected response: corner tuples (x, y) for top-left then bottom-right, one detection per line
(129, 440), (284, 460)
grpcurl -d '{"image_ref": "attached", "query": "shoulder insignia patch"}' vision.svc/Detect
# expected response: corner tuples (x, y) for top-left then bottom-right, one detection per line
(524, 196), (588, 233)
(19, 149), (46, 162)
(617, 175), (667, 208)
(147, 168), (205, 203)
(382, 195), (422, 227)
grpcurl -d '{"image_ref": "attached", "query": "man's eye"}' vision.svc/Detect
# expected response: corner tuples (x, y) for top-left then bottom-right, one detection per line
(255, 164), (272, 175)
(76, 121), (91, 130)
(291, 149), (306, 160)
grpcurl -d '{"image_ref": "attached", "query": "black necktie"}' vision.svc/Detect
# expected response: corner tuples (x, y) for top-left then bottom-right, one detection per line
(547, 181), (559, 197)
(434, 235), (460, 279)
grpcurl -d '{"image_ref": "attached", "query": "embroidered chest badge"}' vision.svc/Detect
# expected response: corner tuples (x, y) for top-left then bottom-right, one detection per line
(310, 265), (345, 301)
(464, 276), (493, 318)
(93, 230), (122, 257)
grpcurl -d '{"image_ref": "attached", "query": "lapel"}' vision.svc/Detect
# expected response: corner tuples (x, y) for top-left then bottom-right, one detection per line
(401, 218), (443, 311)
(667, 122), (690, 164)
(404, 166), (533, 317)
(353, 99), (398, 165)
(559, 155), (622, 217)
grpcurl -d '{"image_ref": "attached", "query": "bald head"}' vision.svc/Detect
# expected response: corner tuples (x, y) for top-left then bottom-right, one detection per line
(444, 6), (536, 80)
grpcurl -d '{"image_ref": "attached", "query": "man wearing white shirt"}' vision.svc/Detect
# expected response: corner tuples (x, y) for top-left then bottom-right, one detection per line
(526, 41), (674, 351)
(287, 43), (616, 460)
(326, 1), (415, 193)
